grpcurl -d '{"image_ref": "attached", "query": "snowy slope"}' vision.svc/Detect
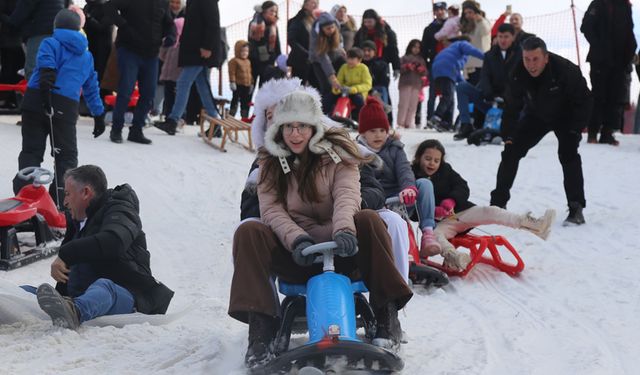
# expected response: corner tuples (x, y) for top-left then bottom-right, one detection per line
(1, 116), (639, 374)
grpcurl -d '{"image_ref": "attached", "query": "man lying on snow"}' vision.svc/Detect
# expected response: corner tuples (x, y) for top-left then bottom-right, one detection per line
(30, 165), (174, 329)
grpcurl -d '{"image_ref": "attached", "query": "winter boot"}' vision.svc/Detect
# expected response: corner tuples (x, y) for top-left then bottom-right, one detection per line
(36, 283), (80, 329)
(372, 302), (402, 351)
(127, 127), (152, 144)
(520, 209), (556, 240)
(110, 128), (123, 144)
(245, 312), (278, 368)
(153, 118), (178, 135)
(598, 130), (620, 146)
(420, 228), (441, 257)
(453, 123), (474, 141)
(427, 115), (442, 129)
(441, 246), (471, 271)
(564, 202), (585, 226)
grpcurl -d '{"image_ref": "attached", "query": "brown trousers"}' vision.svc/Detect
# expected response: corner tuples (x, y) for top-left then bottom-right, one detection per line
(228, 210), (413, 324)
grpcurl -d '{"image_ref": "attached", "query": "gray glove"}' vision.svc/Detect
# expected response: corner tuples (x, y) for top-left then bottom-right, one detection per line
(334, 231), (358, 257)
(292, 235), (315, 267)
(393, 69), (400, 80)
(230, 82), (237, 91)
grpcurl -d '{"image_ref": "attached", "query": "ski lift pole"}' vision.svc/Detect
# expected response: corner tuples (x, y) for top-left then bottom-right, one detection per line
(570, 0), (581, 68)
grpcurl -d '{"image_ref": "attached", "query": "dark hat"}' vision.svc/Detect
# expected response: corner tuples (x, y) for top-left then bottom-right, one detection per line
(54, 9), (81, 31)
(362, 40), (377, 51)
(358, 97), (389, 133)
(433, 2), (447, 11)
(462, 0), (481, 14)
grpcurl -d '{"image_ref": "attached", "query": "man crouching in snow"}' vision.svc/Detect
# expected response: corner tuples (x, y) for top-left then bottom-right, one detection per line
(35, 165), (174, 329)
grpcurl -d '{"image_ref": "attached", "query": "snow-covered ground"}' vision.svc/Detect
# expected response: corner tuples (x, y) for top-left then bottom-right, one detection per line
(1, 116), (639, 374)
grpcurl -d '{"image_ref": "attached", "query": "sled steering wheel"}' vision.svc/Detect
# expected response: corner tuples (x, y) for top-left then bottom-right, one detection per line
(302, 241), (339, 272)
(17, 167), (54, 187)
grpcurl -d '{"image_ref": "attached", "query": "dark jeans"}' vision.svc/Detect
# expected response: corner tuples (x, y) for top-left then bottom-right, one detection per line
(588, 64), (627, 138)
(231, 84), (252, 116)
(112, 47), (159, 131)
(13, 110), (77, 208)
(162, 80), (176, 118)
(433, 77), (455, 121)
(490, 118), (585, 208)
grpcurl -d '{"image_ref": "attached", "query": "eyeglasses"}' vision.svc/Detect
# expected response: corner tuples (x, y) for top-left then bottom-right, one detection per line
(282, 123), (313, 135)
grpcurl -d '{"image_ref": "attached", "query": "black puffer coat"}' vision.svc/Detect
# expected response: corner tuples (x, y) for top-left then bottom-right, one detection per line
(56, 184), (174, 315)
(178, 0), (221, 68)
(413, 162), (475, 213)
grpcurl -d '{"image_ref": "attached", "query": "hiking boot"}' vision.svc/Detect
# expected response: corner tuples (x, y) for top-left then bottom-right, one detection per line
(127, 127), (152, 144)
(427, 116), (442, 130)
(520, 209), (556, 240)
(245, 312), (278, 368)
(110, 128), (123, 144)
(453, 123), (474, 141)
(564, 201), (585, 226)
(420, 228), (441, 257)
(441, 246), (471, 271)
(372, 302), (402, 351)
(36, 283), (80, 329)
(153, 118), (178, 135)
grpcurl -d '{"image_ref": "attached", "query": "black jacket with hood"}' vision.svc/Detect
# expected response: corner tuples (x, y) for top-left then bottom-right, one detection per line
(56, 184), (174, 315)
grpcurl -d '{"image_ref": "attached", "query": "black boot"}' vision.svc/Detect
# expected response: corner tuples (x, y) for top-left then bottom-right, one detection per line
(245, 312), (278, 368)
(110, 128), (123, 144)
(153, 118), (178, 135)
(564, 201), (585, 226)
(372, 302), (402, 351)
(454, 123), (474, 141)
(127, 127), (152, 144)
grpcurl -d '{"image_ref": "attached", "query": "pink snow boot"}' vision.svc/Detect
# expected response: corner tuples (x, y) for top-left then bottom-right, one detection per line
(420, 228), (441, 258)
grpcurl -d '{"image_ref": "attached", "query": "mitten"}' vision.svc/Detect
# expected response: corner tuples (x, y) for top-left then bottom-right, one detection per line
(292, 235), (315, 267)
(230, 82), (237, 91)
(93, 113), (106, 138)
(399, 186), (417, 206)
(334, 231), (358, 257)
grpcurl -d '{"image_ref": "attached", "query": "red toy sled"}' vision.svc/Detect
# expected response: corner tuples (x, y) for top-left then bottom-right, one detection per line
(330, 87), (358, 130)
(0, 167), (66, 270)
(0, 79), (27, 94)
(425, 233), (525, 277)
(104, 86), (140, 109)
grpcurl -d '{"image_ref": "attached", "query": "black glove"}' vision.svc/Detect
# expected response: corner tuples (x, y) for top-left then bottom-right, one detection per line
(291, 235), (316, 267)
(93, 113), (106, 138)
(334, 231), (358, 257)
(39, 68), (56, 115)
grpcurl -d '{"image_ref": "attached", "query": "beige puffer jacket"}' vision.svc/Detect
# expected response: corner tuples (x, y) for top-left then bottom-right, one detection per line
(258, 156), (361, 250)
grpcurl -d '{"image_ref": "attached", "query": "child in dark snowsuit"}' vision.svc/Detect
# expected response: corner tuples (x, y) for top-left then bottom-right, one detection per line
(13, 9), (104, 207)
(411, 139), (556, 271)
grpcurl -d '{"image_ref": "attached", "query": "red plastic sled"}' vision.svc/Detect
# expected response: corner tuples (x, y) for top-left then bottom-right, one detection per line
(426, 233), (525, 277)
(0, 79), (27, 94)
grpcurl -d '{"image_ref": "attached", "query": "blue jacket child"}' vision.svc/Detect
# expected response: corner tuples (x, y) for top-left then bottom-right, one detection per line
(13, 9), (105, 207)
(431, 40), (485, 83)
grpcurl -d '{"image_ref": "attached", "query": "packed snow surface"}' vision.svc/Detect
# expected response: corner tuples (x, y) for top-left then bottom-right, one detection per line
(1, 116), (639, 374)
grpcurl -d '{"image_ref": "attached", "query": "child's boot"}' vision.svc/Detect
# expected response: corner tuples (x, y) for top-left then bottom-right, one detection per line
(420, 228), (441, 257)
(520, 209), (556, 240)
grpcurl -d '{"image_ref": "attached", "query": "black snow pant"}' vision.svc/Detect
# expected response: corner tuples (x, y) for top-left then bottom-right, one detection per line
(490, 118), (586, 209)
(13, 110), (78, 209)
(588, 64), (628, 139)
(230, 84), (252, 118)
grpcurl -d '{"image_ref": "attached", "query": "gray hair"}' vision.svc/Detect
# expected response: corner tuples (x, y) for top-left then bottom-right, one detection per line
(64, 165), (108, 197)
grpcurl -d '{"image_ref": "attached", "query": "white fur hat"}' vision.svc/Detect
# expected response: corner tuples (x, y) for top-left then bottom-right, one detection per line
(251, 78), (343, 150)
(264, 90), (342, 172)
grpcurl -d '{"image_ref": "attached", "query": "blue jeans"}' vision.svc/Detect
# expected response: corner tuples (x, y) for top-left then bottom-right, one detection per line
(456, 81), (490, 125)
(22, 278), (135, 323)
(410, 178), (436, 229)
(113, 47), (159, 131)
(168, 66), (219, 121)
(373, 85), (390, 106)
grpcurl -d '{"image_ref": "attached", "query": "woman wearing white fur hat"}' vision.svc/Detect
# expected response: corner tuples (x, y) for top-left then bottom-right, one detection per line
(228, 89), (413, 368)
